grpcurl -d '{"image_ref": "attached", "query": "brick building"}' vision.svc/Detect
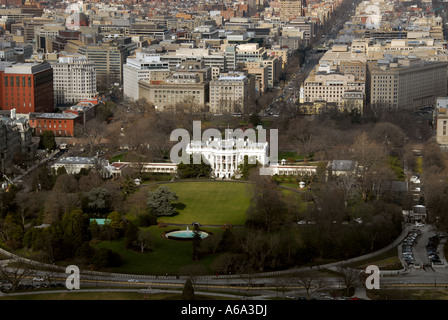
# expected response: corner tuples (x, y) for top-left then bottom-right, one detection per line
(0, 62), (54, 114)
(29, 112), (78, 137)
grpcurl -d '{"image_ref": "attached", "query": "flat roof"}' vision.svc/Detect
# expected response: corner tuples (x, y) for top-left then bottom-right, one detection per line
(4, 62), (51, 75)
(55, 156), (96, 165)
(33, 113), (78, 119)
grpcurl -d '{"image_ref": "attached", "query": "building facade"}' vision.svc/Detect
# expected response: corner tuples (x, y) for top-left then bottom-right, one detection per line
(369, 60), (448, 110)
(29, 112), (79, 137)
(139, 71), (209, 111)
(209, 72), (255, 114)
(51, 55), (97, 105)
(0, 111), (35, 173)
(303, 71), (365, 107)
(0, 62), (54, 114)
(280, 0), (304, 22)
(185, 136), (268, 179)
(123, 51), (169, 101)
(77, 37), (137, 82)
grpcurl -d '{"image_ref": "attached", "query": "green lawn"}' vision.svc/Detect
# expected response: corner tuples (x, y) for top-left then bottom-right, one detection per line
(109, 153), (127, 163)
(94, 226), (224, 275)
(278, 151), (303, 161)
(93, 181), (307, 275)
(151, 182), (253, 226)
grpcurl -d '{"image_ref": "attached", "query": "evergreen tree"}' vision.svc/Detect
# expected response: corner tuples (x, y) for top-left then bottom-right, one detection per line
(38, 131), (57, 151)
(146, 186), (178, 217)
(177, 155), (212, 179)
(238, 155), (258, 180)
(125, 221), (139, 249)
(217, 228), (236, 252)
(182, 278), (195, 300)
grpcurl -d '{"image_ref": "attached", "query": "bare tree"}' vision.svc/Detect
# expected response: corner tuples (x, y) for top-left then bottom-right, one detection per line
(137, 229), (153, 253)
(241, 230), (279, 272)
(0, 257), (35, 292)
(129, 98), (154, 115)
(246, 172), (287, 232)
(273, 276), (291, 299)
(336, 264), (362, 297)
(292, 270), (329, 300)
(42, 267), (59, 286)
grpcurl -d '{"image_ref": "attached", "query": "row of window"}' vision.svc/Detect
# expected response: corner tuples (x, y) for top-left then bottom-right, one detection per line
(4, 75), (32, 87)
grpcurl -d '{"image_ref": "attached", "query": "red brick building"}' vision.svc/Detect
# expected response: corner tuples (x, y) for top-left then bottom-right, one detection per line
(0, 62), (54, 114)
(29, 112), (78, 137)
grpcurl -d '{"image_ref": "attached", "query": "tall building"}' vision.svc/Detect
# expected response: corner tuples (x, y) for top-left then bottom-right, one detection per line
(0, 62), (54, 114)
(209, 72), (255, 114)
(34, 24), (66, 53)
(123, 51), (169, 101)
(236, 43), (267, 66)
(280, 0), (304, 22)
(0, 111), (35, 174)
(303, 70), (365, 108)
(51, 55), (97, 105)
(11, 17), (54, 42)
(435, 97), (448, 148)
(77, 37), (137, 83)
(369, 59), (448, 110)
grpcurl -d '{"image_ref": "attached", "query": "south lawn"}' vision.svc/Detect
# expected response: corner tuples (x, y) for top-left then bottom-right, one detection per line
(94, 226), (224, 275)
(91, 181), (307, 275)
(149, 181), (253, 226)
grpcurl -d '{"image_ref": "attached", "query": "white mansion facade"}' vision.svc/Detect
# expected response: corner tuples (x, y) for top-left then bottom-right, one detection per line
(185, 137), (269, 179)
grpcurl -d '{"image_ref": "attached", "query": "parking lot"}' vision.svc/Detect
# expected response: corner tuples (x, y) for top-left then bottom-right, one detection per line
(400, 224), (447, 270)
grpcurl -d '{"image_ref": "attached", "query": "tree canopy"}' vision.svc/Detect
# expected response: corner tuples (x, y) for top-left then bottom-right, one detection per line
(146, 186), (178, 216)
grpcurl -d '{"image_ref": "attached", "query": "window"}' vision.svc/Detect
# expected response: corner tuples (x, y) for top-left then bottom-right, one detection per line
(16, 76), (19, 87)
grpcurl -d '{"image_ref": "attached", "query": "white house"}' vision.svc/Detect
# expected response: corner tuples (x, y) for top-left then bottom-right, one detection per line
(185, 137), (269, 179)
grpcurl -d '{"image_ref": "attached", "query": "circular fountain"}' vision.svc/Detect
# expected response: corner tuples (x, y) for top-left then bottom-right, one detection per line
(165, 226), (209, 240)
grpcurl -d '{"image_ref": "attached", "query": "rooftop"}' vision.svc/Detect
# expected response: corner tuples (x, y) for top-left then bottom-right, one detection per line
(55, 156), (96, 165)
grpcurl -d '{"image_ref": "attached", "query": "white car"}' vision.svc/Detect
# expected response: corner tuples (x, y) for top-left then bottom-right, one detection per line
(127, 279), (139, 283)
(297, 220), (307, 225)
(33, 277), (44, 282)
